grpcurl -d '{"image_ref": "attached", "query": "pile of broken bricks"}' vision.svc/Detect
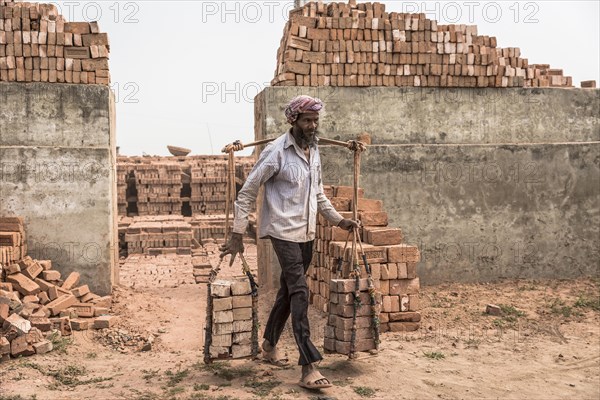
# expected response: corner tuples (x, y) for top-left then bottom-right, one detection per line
(1, 254), (117, 361)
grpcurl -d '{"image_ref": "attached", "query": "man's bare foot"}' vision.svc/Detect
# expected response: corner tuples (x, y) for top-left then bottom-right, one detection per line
(262, 339), (289, 367)
(299, 363), (332, 390)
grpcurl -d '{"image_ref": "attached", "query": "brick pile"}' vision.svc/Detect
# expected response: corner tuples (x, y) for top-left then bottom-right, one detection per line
(308, 185), (421, 333)
(0, 217), (26, 265)
(116, 156), (255, 218)
(272, 1), (573, 88)
(0, 0), (110, 85)
(124, 216), (193, 256)
(324, 278), (380, 354)
(208, 279), (256, 360)
(135, 163), (183, 216)
(1, 217), (116, 360)
(192, 246), (212, 284)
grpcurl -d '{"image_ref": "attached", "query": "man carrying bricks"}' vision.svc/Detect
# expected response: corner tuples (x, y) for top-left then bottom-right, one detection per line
(220, 95), (359, 390)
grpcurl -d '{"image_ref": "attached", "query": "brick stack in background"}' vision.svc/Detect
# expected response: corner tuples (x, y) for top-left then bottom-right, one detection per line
(124, 216), (192, 256)
(272, 1), (574, 88)
(116, 155), (255, 218)
(208, 279), (255, 359)
(324, 278), (380, 354)
(190, 161), (228, 215)
(0, 217), (26, 265)
(308, 185), (422, 333)
(135, 163), (183, 216)
(191, 247), (212, 284)
(0, 0), (110, 85)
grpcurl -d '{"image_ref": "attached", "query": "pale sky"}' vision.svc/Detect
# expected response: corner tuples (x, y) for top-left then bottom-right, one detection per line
(53, 0), (600, 157)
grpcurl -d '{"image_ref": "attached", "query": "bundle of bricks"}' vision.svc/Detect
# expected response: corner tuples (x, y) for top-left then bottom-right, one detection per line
(272, 1), (573, 88)
(308, 185), (421, 334)
(0, 0), (110, 85)
(325, 278), (380, 354)
(124, 216), (193, 255)
(1, 256), (115, 361)
(0, 217), (26, 265)
(207, 279), (257, 360)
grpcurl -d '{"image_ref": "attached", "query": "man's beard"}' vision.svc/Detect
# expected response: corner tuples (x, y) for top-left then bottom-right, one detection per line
(295, 128), (319, 148)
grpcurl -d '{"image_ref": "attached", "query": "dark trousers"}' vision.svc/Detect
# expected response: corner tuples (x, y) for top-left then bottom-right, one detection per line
(263, 237), (322, 366)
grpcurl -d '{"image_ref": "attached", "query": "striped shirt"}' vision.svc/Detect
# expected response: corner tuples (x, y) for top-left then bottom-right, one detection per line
(233, 130), (344, 242)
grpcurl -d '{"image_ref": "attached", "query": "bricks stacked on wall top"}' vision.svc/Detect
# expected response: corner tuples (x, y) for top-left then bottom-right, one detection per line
(272, 1), (573, 88)
(307, 185), (421, 333)
(0, 217), (26, 265)
(209, 279), (255, 359)
(1, 247), (115, 361)
(0, 1), (110, 85)
(124, 216), (193, 256)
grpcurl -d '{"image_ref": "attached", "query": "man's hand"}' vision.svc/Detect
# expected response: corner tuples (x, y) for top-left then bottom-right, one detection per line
(219, 233), (245, 266)
(338, 219), (361, 231)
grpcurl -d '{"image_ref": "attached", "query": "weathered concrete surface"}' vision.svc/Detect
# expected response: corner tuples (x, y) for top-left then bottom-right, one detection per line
(0, 83), (117, 295)
(254, 87), (600, 287)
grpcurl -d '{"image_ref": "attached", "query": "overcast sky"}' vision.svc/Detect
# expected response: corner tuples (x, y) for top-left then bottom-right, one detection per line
(53, 0), (600, 156)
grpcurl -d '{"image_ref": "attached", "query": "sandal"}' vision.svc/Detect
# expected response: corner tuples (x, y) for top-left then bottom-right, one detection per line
(298, 370), (332, 390)
(262, 346), (289, 367)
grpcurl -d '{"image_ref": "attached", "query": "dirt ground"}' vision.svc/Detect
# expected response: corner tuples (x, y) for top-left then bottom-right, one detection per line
(1, 243), (599, 400)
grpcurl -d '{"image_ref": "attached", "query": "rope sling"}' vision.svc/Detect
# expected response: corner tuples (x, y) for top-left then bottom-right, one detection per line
(334, 144), (380, 358)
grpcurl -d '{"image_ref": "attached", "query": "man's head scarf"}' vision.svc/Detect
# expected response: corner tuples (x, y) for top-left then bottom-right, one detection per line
(285, 95), (324, 124)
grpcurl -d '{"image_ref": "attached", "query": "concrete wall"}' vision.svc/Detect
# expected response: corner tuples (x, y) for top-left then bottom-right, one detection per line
(0, 83), (117, 295)
(254, 87), (600, 287)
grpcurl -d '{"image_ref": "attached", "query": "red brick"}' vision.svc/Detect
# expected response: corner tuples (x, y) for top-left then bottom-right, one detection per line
(33, 340), (53, 354)
(409, 294), (420, 311)
(388, 322), (420, 332)
(71, 285), (90, 297)
(71, 303), (95, 317)
(29, 316), (52, 331)
(0, 303), (9, 323)
(389, 278), (420, 295)
(407, 263), (417, 279)
(22, 260), (43, 280)
(61, 272), (80, 290)
(71, 318), (91, 330)
(334, 186), (364, 199)
(334, 338), (376, 354)
(42, 270), (61, 281)
(38, 260), (52, 270)
(93, 315), (119, 329)
(47, 294), (77, 316)
(389, 311), (421, 322)
(330, 197), (351, 211)
(50, 317), (72, 336)
(353, 198), (383, 212)
(364, 227), (403, 245)
(386, 244), (420, 263)
(10, 335), (35, 357)
(6, 273), (40, 295)
(359, 211), (388, 226)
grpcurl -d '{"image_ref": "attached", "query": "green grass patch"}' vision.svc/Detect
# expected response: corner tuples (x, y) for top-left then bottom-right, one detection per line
(353, 386), (377, 397)
(165, 368), (190, 387)
(194, 383), (210, 391)
(243, 378), (281, 397)
(574, 294), (600, 311)
(197, 362), (255, 381)
(423, 351), (445, 360)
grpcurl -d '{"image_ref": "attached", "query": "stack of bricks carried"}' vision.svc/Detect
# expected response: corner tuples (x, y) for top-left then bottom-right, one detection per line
(0, 0), (110, 84)
(308, 185), (421, 333)
(1, 217), (116, 361)
(324, 278), (380, 354)
(0, 217), (26, 265)
(124, 216), (193, 256)
(272, 0), (574, 88)
(208, 279), (256, 360)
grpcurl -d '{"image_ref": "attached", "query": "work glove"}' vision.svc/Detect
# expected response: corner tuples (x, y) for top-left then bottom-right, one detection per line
(219, 232), (245, 266)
